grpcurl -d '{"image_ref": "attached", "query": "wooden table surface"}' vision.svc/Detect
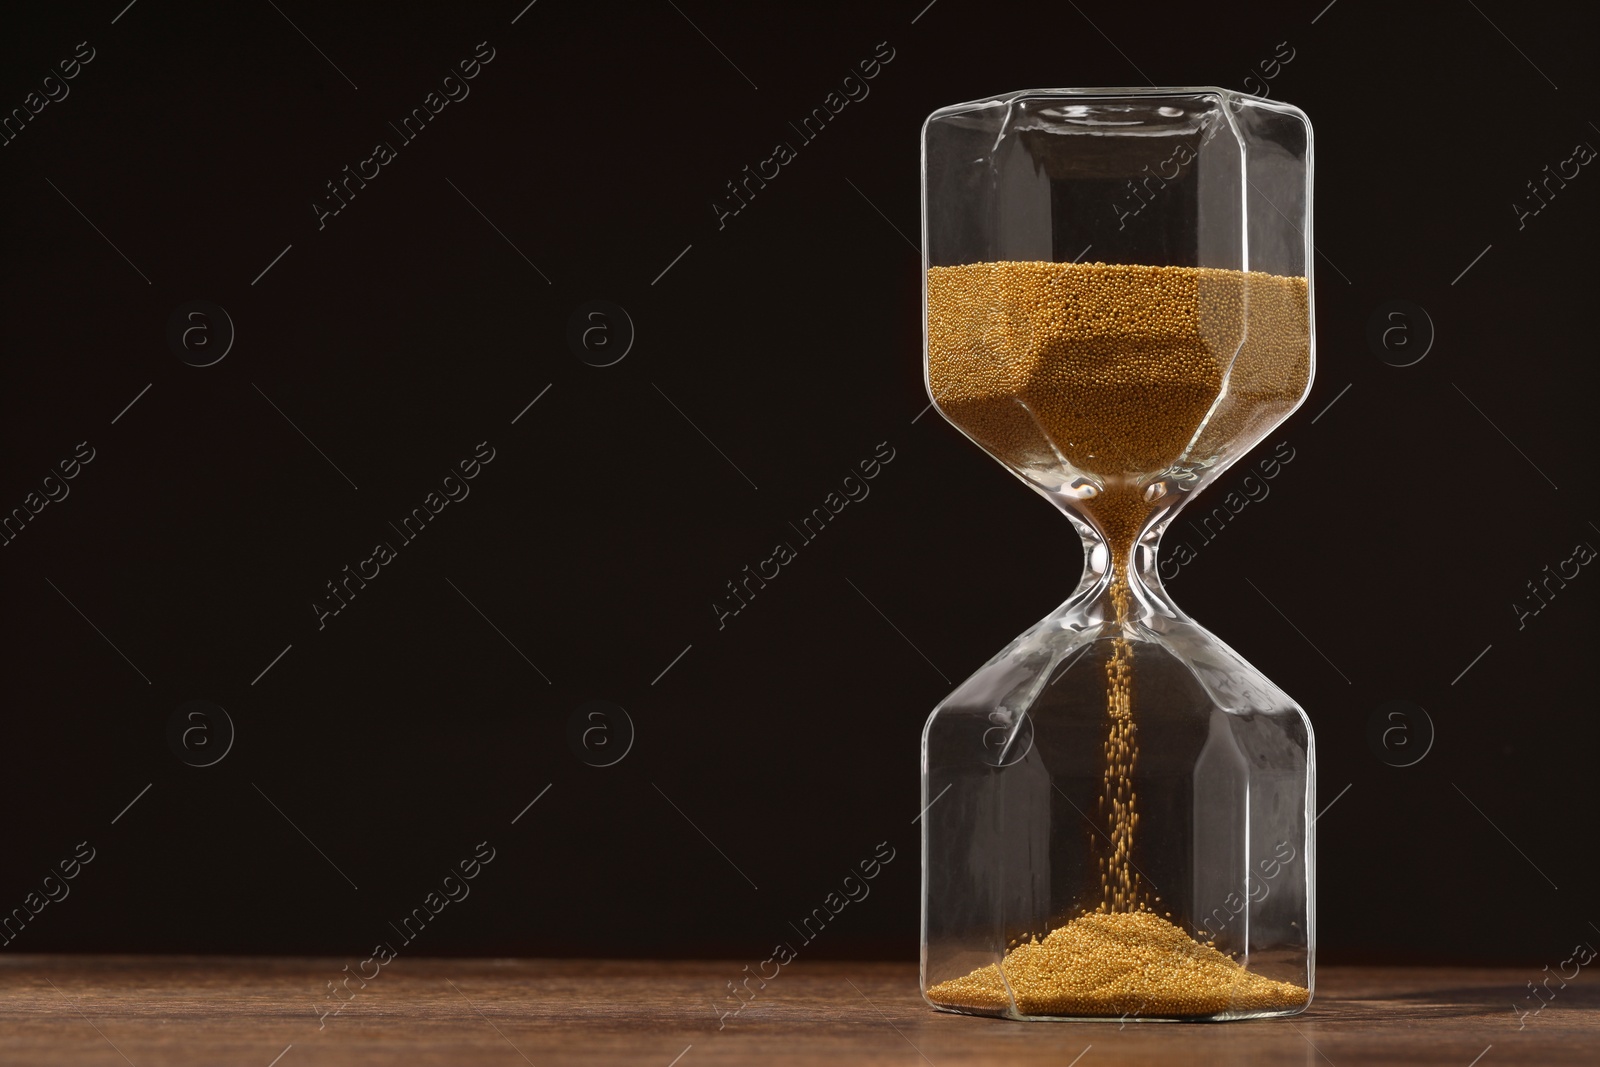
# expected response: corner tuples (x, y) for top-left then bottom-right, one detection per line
(0, 957), (1592, 1066)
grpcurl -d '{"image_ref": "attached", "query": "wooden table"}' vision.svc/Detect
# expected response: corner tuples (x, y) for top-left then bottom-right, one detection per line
(1, 957), (1592, 1065)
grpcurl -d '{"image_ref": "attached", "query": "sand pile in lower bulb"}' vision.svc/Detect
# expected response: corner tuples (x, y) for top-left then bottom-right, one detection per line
(926, 911), (1308, 1017)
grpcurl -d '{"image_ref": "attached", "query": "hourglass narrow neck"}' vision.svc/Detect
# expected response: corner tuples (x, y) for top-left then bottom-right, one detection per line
(1064, 504), (1183, 628)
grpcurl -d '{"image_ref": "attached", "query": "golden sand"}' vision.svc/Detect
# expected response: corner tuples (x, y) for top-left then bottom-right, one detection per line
(924, 262), (1311, 1017)
(925, 260), (1310, 494)
(926, 910), (1308, 1017)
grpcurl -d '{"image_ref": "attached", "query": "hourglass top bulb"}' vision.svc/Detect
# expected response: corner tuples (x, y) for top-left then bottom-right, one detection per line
(926, 259), (1310, 558)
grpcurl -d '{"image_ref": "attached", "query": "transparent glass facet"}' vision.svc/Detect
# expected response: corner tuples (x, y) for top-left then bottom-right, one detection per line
(920, 87), (1315, 1022)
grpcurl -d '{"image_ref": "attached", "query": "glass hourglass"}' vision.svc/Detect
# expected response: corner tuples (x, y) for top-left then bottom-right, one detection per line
(919, 88), (1316, 1021)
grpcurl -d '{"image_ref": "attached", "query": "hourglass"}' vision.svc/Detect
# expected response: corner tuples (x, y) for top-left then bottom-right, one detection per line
(919, 88), (1316, 1021)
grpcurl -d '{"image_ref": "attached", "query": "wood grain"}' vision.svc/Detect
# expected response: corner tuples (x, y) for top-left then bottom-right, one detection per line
(0, 957), (1592, 1066)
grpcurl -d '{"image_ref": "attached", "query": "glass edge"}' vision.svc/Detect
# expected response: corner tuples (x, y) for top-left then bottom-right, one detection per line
(921, 86), (1314, 124)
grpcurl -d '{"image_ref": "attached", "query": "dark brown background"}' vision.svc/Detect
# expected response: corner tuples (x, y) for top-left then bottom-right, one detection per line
(1, 0), (1594, 966)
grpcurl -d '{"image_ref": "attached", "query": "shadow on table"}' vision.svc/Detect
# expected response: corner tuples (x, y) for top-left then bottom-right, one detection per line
(1313, 980), (1600, 1023)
